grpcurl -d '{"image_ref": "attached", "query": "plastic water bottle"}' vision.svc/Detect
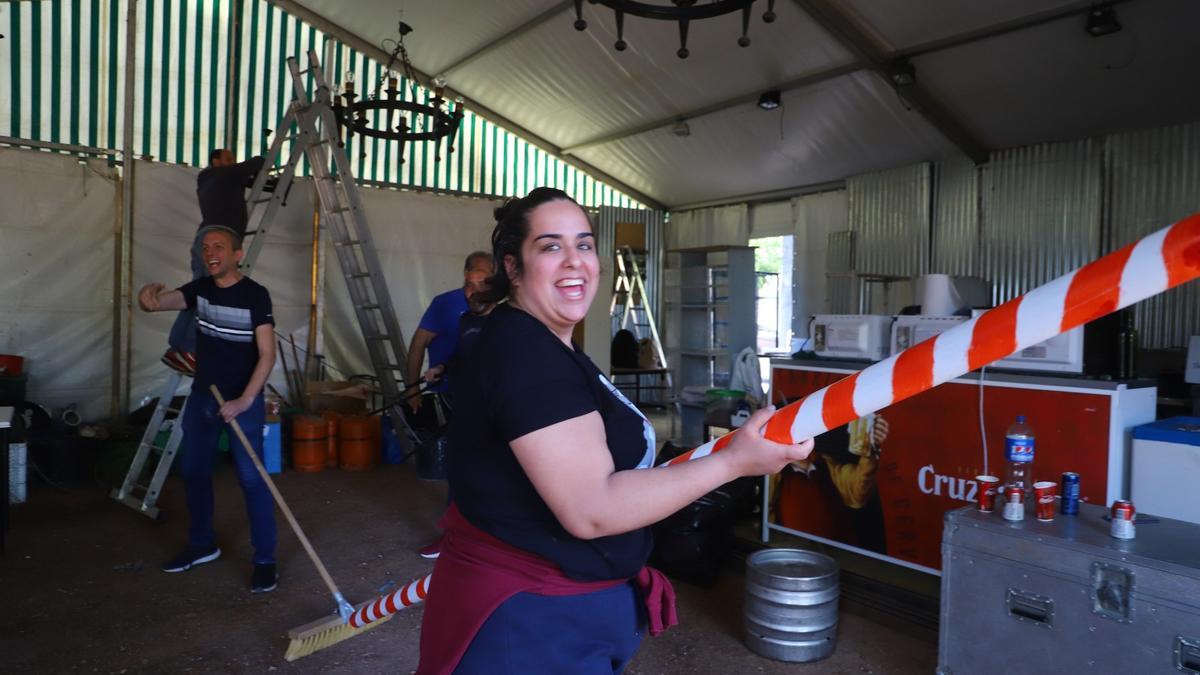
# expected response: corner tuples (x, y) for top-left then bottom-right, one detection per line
(1005, 415), (1035, 495)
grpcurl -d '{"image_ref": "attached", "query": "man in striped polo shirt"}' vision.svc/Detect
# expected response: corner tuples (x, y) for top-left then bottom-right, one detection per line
(138, 225), (279, 593)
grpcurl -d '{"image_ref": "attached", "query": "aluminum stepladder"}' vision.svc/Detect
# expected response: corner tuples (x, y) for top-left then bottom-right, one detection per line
(610, 246), (676, 409)
(285, 51), (415, 456)
(110, 83), (328, 519)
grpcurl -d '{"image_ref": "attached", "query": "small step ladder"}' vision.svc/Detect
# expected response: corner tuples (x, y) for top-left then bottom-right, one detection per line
(610, 246), (675, 408)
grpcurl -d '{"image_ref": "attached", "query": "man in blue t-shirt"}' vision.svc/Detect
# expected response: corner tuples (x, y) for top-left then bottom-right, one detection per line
(405, 251), (493, 412)
(137, 225), (280, 594)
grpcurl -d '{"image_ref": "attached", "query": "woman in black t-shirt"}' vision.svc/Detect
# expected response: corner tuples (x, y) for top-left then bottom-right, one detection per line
(417, 188), (814, 674)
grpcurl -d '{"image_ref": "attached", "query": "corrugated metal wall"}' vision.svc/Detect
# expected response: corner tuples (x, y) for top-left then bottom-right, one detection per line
(847, 163), (930, 276)
(931, 156), (979, 276)
(0, 0), (641, 209)
(982, 139), (1102, 304)
(1105, 121), (1200, 348)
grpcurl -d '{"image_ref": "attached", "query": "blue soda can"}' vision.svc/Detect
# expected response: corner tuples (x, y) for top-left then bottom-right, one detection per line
(1061, 472), (1080, 515)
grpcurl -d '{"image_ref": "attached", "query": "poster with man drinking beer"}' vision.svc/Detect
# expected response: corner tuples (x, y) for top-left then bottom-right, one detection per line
(768, 365), (1144, 571)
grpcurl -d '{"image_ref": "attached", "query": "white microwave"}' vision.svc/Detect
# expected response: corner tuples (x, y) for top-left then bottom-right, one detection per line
(970, 309), (1085, 374)
(810, 315), (892, 361)
(891, 315), (968, 354)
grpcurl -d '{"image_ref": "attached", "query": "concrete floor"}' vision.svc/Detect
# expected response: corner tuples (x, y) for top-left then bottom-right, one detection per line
(1, 459), (936, 673)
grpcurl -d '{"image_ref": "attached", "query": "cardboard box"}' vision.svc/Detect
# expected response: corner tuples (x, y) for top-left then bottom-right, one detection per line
(306, 380), (370, 414)
(614, 221), (646, 252)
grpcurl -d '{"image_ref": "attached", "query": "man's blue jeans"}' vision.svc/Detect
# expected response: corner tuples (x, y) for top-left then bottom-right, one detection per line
(167, 228), (206, 353)
(180, 387), (276, 564)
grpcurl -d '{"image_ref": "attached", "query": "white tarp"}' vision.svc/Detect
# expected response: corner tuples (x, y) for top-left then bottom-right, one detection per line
(322, 188), (498, 379)
(130, 160), (315, 410)
(0, 147), (117, 420)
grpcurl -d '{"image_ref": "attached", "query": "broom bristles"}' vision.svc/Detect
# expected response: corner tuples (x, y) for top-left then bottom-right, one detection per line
(283, 613), (394, 661)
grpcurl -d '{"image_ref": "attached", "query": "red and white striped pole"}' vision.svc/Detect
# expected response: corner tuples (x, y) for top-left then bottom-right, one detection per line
(349, 573), (432, 628)
(668, 213), (1200, 464)
(345, 214), (1200, 630)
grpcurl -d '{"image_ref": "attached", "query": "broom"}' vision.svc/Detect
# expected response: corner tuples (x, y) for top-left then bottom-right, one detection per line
(211, 386), (392, 660)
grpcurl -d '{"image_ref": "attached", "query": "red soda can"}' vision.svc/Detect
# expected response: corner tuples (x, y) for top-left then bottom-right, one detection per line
(1003, 486), (1025, 521)
(1110, 500), (1136, 539)
(1033, 481), (1056, 522)
(976, 475), (1000, 513)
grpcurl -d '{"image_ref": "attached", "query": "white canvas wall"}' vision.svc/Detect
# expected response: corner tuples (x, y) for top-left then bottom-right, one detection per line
(0, 147), (118, 420)
(322, 188), (499, 379)
(129, 160), (314, 409)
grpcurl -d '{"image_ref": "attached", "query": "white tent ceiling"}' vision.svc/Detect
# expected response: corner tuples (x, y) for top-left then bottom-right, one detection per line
(279, 0), (1200, 209)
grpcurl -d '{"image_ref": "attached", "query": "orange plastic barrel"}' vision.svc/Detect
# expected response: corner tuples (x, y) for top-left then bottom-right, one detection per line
(321, 411), (341, 468)
(338, 414), (379, 471)
(292, 415), (327, 472)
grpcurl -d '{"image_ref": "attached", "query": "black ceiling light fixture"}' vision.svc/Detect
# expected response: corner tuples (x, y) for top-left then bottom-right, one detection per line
(886, 59), (916, 87)
(333, 20), (464, 165)
(1085, 4), (1122, 37)
(573, 0), (777, 59)
(757, 89), (782, 110)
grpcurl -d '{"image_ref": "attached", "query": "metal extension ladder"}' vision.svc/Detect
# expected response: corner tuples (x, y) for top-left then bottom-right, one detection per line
(288, 51), (414, 456)
(112, 52), (414, 518)
(610, 246), (675, 408)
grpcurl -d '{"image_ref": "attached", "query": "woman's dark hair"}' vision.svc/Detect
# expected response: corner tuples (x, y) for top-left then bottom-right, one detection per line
(477, 187), (585, 304)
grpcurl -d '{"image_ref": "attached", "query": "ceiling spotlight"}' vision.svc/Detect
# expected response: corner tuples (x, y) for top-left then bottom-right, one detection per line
(671, 120), (691, 137)
(887, 59), (916, 87)
(1085, 4), (1122, 37)
(757, 90), (782, 111)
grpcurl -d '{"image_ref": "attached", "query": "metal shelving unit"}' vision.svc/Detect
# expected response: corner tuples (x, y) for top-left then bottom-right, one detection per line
(667, 246), (756, 446)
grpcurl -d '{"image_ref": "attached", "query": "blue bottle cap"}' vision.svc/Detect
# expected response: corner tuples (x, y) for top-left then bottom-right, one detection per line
(1017, 415), (1026, 424)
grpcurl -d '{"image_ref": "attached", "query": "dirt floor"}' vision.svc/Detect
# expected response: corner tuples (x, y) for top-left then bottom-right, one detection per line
(1, 462), (936, 673)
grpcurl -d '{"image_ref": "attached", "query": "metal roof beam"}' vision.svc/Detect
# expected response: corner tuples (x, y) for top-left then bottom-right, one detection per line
(669, 179), (846, 212)
(562, 61), (863, 155)
(895, 0), (1137, 59)
(437, 1), (574, 79)
(265, 0), (664, 209)
(791, 0), (989, 164)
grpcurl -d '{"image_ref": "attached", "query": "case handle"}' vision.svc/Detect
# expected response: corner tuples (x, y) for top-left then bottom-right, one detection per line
(1006, 588), (1054, 628)
(1176, 635), (1200, 673)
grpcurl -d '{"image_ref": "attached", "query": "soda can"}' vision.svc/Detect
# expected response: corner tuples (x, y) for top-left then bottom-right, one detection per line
(1003, 486), (1025, 522)
(1110, 499), (1136, 540)
(1033, 481), (1056, 522)
(976, 475), (1000, 513)
(1060, 472), (1080, 515)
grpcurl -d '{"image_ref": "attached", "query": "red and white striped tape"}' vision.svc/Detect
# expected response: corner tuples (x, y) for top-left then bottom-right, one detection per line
(343, 214), (1200, 631)
(349, 573), (431, 628)
(667, 213), (1200, 465)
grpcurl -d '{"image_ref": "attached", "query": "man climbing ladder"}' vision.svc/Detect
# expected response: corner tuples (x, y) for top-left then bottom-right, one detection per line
(163, 149), (266, 375)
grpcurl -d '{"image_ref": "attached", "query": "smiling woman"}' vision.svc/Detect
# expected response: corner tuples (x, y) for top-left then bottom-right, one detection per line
(414, 187), (814, 674)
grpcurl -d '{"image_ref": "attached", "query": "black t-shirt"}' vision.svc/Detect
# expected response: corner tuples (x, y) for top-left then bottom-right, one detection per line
(179, 275), (274, 398)
(196, 156), (265, 237)
(448, 304), (656, 581)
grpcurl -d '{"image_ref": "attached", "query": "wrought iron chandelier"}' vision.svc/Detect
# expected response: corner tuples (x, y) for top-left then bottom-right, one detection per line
(332, 21), (464, 165)
(573, 0), (777, 59)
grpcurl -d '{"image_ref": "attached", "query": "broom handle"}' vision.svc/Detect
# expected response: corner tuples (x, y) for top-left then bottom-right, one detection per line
(211, 386), (345, 603)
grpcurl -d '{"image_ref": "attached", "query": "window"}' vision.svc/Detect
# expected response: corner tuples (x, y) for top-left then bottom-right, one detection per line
(752, 235), (794, 354)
